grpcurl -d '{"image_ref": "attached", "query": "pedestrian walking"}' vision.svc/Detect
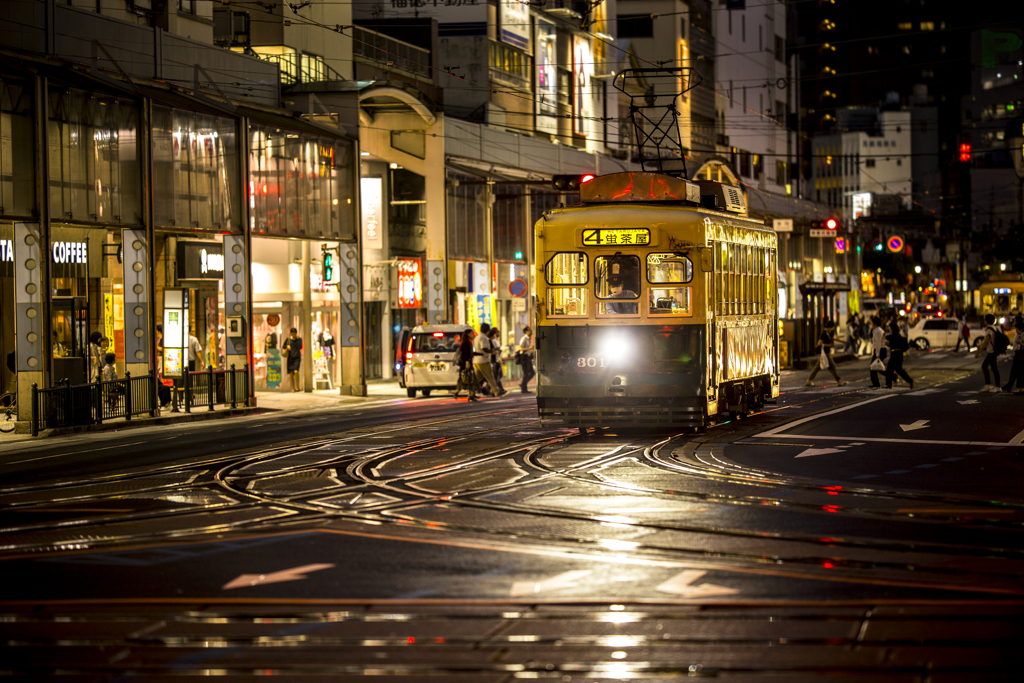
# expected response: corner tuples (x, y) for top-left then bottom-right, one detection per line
(885, 321), (914, 389)
(186, 333), (203, 372)
(488, 327), (506, 395)
(474, 325), (506, 397)
(1001, 316), (1024, 393)
(282, 327), (303, 392)
(88, 331), (104, 383)
(518, 325), (535, 393)
(806, 319), (847, 387)
(869, 316), (887, 388)
(453, 329), (479, 401)
(845, 316), (859, 354)
(954, 315), (971, 353)
(977, 313), (1003, 391)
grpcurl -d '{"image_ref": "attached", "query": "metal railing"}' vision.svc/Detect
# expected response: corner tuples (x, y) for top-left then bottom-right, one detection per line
(352, 26), (432, 79)
(32, 373), (157, 436)
(175, 365), (250, 414)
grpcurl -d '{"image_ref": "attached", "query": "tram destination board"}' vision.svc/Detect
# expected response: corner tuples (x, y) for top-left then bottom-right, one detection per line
(580, 228), (651, 246)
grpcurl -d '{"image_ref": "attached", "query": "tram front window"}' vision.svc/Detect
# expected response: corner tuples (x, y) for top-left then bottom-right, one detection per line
(596, 255), (640, 315)
(647, 253), (693, 316)
(545, 252), (590, 317)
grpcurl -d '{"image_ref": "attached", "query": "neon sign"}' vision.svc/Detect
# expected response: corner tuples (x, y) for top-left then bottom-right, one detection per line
(397, 257), (423, 309)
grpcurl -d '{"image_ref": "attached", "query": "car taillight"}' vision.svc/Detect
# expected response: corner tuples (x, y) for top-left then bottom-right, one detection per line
(406, 352), (413, 361)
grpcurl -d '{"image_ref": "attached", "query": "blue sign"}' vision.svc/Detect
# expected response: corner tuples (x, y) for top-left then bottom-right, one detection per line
(887, 236), (904, 253)
(509, 278), (527, 297)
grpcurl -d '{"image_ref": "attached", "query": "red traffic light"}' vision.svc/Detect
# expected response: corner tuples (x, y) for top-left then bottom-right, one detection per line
(825, 218), (838, 230)
(581, 174), (595, 184)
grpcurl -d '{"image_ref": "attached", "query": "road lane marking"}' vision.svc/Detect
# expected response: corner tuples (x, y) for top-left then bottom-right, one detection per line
(510, 570), (591, 597)
(906, 388), (946, 396)
(755, 394), (897, 438)
(795, 447), (846, 459)
(223, 563), (334, 590)
(1011, 427), (1024, 446)
(900, 420), (930, 432)
(7, 441), (147, 465)
(656, 570), (739, 598)
(958, 400), (979, 405)
(753, 434), (1024, 447)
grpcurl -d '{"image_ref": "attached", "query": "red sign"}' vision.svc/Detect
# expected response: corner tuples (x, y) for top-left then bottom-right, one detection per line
(397, 257), (423, 309)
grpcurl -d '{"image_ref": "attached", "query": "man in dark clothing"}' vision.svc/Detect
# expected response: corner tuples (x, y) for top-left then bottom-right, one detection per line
(806, 319), (846, 387)
(977, 313), (1001, 391)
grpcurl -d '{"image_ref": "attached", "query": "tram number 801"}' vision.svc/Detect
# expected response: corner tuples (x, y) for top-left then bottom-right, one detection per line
(576, 357), (607, 368)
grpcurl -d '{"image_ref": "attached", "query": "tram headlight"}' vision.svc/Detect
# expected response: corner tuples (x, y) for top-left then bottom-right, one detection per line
(597, 332), (633, 363)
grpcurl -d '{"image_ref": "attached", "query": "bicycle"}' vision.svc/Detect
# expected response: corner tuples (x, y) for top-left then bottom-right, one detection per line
(0, 392), (15, 433)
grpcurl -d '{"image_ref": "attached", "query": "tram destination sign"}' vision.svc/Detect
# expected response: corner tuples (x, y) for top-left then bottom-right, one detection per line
(580, 228), (651, 247)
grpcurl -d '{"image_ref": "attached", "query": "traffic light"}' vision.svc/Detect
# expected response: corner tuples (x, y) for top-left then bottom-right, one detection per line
(809, 217), (840, 231)
(551, 174), (596, 191)
(322, 245), (334, 283)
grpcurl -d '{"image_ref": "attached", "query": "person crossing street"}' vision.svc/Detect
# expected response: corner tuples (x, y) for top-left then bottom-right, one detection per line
(518, 326), (535, 393)
(806, 319), (846, 387)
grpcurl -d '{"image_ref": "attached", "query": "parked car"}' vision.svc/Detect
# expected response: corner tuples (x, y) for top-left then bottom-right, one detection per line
(403, 324), (473, 397)
(909, 317), (966, 350)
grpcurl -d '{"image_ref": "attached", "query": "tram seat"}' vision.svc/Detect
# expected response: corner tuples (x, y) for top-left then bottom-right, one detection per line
(655, 297), (676, 310)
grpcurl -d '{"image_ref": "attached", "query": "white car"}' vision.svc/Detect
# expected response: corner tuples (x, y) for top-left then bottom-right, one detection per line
(402, 324), (473, 397)
(908, 318), (966, 351)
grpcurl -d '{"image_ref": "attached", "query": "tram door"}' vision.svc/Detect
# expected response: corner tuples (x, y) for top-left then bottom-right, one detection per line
(52, 296), (89, 385)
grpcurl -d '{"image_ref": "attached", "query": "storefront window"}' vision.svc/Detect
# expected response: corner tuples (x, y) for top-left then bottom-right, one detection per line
(152, 106), (239, 231)
(249, 126), (355, 239)
(1, 76), (35, 217)
(48, 87), (140, 225)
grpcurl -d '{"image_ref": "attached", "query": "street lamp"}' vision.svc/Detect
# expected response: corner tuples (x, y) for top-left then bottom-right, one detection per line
(914, 265), (922, 274)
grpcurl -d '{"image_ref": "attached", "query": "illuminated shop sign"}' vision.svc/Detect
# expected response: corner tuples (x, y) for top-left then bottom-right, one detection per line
(52, 241), (88, 264)
(0, 239), (11, 262)
(361, 177), (383, 250)
(176, 240), (224, 280)
(397, 257), (423, 309)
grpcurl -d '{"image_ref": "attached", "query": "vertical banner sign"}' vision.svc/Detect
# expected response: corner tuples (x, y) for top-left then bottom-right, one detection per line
(396, 258), (423, 309)
(13, 223), (43, 373)
(122, 229), (149, 364)
(104, 294), (115, 355)
(266, 349), (283, 389)
(535, 22), (558, 135)
(361, 177), (383, 250)
(223, 235), (248, 360)
(336, 245), (361, 347)
(427, 259), (446, 324)
(573, 36), (594, 137)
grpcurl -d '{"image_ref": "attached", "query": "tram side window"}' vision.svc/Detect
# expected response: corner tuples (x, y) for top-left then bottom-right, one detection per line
(545, 252), (589, 317)
(647, 253), (693, 316)
(595, 255), (640, 315)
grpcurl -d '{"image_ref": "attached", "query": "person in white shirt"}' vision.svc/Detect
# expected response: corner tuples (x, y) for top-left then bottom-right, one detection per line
(869, 316), (887, 388)
(187, 334), (204, 372)
(518, 326), (535, 393)
(976, 313), (1001, 391)
(473, 326), (506, 397)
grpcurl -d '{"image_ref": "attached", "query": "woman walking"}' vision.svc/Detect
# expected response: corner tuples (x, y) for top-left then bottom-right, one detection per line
(885, 321), (914, 389)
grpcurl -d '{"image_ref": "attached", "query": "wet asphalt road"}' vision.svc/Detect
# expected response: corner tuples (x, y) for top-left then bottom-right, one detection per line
(2, 350), (1023, 678)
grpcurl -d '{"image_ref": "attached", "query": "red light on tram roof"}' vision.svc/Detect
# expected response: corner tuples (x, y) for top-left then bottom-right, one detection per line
(825, 218), (838, 230)
(581, 174), (595, 184)
(432, 332), (445, 337)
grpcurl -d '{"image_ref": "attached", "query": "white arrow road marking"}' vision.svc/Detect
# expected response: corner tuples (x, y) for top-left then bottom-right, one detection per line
(223, 563), (334, 590)
(958, 400), (980, 405)
(900, 420), (930, 432)
(656, 570), (739, 598)
(795, 447), (846, 459)
(510, 570), (592, 597)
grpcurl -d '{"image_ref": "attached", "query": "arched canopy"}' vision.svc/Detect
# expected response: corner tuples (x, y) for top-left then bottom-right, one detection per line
(691, 157), (741, 186)
(358, 83), (436, 127)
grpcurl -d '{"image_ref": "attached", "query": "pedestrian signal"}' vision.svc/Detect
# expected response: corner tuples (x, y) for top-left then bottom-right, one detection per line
(322, 245), (335, 283)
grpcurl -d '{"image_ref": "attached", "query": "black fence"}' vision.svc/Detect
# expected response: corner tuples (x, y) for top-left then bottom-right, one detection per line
(174, 365), (250, 414)
(32, 373), (157, 436)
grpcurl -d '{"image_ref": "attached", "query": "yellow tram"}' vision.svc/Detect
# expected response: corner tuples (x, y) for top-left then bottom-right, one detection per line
(534, 172), (780, 429)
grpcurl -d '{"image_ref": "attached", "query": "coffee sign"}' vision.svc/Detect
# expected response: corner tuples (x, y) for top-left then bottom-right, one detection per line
(176, 240), (224, 280)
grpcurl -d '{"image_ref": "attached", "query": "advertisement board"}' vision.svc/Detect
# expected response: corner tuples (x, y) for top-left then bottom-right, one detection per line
(572, 35), (594, 137)
(361, 177), (383, 250)
(499, 0), (530, 51)
(353, 0), (486, 25)
(397, 257), (423, 309)
(535, 21), (558, 135)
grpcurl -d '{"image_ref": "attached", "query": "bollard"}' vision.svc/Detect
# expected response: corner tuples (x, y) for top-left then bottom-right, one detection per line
(208, 365), (215, 411)
(125, 372), (132, 421)
(184, 370), (191, 413)
(31, 383), (38, 437)
(230, 364), (237, 409)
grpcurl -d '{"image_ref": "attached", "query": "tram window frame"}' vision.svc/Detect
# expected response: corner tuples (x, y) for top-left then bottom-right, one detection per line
(645, 253), (693, 284)
(546, 287), (589, 317)
(647, 252), (694, 317)
(594, 254), (641, 317)
(544, 252), (589, 285)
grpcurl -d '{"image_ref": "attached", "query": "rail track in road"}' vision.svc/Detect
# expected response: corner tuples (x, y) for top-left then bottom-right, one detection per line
(2, 377), (1024, 601)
